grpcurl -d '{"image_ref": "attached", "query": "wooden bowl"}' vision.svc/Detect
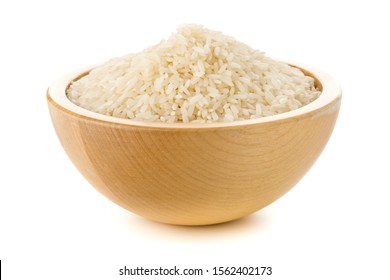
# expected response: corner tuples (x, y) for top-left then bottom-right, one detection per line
(47, 63), (341, 226)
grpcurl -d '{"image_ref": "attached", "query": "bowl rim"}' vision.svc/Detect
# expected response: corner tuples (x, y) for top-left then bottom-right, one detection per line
(47, 61), (341, 129)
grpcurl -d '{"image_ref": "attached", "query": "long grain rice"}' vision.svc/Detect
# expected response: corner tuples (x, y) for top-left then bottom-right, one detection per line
(67, 24), (320, 123)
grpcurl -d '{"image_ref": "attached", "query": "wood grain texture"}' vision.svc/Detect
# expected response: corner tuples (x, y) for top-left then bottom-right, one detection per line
(47, 64), (341, 225)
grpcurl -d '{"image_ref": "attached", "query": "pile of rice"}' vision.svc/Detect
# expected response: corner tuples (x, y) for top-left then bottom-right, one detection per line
(67, 24), (320, 123)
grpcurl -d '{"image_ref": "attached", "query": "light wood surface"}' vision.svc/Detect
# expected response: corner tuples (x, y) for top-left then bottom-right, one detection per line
(47, 64), (341, 225)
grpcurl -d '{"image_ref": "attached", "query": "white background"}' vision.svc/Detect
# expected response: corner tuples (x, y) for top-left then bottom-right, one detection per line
(1, 0), (389, 279)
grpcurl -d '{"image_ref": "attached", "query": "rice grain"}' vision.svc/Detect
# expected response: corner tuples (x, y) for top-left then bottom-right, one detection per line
(67, 24), (320, 123)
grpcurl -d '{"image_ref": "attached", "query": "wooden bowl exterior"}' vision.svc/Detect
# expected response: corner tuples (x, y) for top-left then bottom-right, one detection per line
(47, 65), (341, 225)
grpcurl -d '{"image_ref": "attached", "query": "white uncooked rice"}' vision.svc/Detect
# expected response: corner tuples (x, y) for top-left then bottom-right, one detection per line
(67, 24), (321, 123)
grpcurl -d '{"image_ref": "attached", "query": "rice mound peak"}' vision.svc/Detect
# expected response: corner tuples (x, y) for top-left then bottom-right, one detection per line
(67, 24), (320, 123)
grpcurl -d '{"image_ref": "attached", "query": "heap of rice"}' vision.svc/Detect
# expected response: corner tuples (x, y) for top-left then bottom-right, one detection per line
(67, 24), (320, 123)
